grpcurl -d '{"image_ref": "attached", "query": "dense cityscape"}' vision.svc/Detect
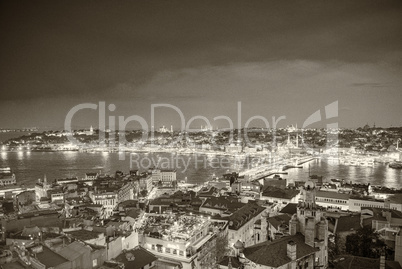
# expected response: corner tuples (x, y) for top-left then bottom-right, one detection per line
(1, 124), (402, 268)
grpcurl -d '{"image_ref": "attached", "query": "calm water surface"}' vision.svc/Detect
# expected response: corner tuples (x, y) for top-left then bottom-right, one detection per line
(0, 151), (401, 189)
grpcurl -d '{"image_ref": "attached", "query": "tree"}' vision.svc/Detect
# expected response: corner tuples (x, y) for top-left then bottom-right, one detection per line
(140, 189), (148, 197)
(345, 226), (386, 258)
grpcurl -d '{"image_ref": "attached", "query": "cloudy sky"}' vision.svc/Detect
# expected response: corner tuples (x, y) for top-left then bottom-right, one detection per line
(1, 0), (401, 129)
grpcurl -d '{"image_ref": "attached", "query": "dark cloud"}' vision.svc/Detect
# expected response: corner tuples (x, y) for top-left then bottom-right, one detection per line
(351, 82), (390, 88)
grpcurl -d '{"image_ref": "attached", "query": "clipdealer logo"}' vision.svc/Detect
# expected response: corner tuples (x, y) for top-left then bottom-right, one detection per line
(64, 101), (338, 171)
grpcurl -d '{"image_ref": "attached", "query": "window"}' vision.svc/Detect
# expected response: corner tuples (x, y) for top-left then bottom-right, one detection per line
(173, 249), (177, 255)
(93, 259), (98, 267)
(179, 250), (184, 256)
(165, 248), (170, 253)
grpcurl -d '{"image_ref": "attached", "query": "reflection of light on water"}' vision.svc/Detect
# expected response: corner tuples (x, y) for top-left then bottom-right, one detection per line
(347, 166), (357, 180)
(62, 151), (78, 161)
(1, 151), (7, 159)
(384, 167), (398, 186)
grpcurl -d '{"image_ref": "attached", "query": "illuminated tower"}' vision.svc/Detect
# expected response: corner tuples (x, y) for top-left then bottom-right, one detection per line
(289, 180), (328, 268)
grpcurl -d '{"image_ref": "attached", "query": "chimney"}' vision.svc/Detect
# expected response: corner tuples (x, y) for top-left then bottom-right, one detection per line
(287, 240), (297, 260)
(289, 215), (298, 235)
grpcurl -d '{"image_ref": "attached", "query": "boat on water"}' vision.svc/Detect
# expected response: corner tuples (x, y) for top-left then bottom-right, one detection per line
(282, 165), (303, 171)
(349, 160), (357, 166)
(389, 161), (402, 169)
(0, 167), (16, 186)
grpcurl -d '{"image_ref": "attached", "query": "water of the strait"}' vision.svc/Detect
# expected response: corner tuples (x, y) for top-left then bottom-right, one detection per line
(0, 151), (401, 189)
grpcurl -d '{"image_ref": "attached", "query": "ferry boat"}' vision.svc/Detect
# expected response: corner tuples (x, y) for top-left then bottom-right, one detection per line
(0, 167), (16, 186)
(349, 160), (357, 166)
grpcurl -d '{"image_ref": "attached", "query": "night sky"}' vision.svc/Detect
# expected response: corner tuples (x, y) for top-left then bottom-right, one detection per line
(1, 0), (401, 129)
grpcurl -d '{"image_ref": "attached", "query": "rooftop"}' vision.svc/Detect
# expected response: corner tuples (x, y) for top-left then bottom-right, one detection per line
(243, 233), (318, 267)
(35, 245), (69, 268)
(114, 246), (157, 269)
(267, 214), (291, 230)
(316, 190), (350, 200)
(65, 229), (103, 241)
(261, 186), (299, 200)
(227, 202), (265, 230)
(200, 196), (244, 212)
(335, 215), (362, 233)
(280, 203), (297, 215)
(138, 214), (210, 242)
(58, 241), (90, 261)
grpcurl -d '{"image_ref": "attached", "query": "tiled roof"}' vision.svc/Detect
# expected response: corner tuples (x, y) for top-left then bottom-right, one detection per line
(65, 229), (102, 241)
(335, 215), (361, 233)
(280, 203), (298, 215)
(262, 186), (299, 200)
(227, 202), (265, 230)
(58, 241), (89, 261)
(114, 246), (157, 269)
(267, 214), (291, 230)
(36, 246), (69, 268)
(243, 233), (317, 267)
(200, 197), (243, 212)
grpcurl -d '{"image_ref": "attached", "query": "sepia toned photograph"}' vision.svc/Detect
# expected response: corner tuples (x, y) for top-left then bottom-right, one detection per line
(0, 1), (402, 268)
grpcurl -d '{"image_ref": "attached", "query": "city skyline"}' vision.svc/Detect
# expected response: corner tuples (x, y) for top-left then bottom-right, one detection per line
(1, 0), (402, 129)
